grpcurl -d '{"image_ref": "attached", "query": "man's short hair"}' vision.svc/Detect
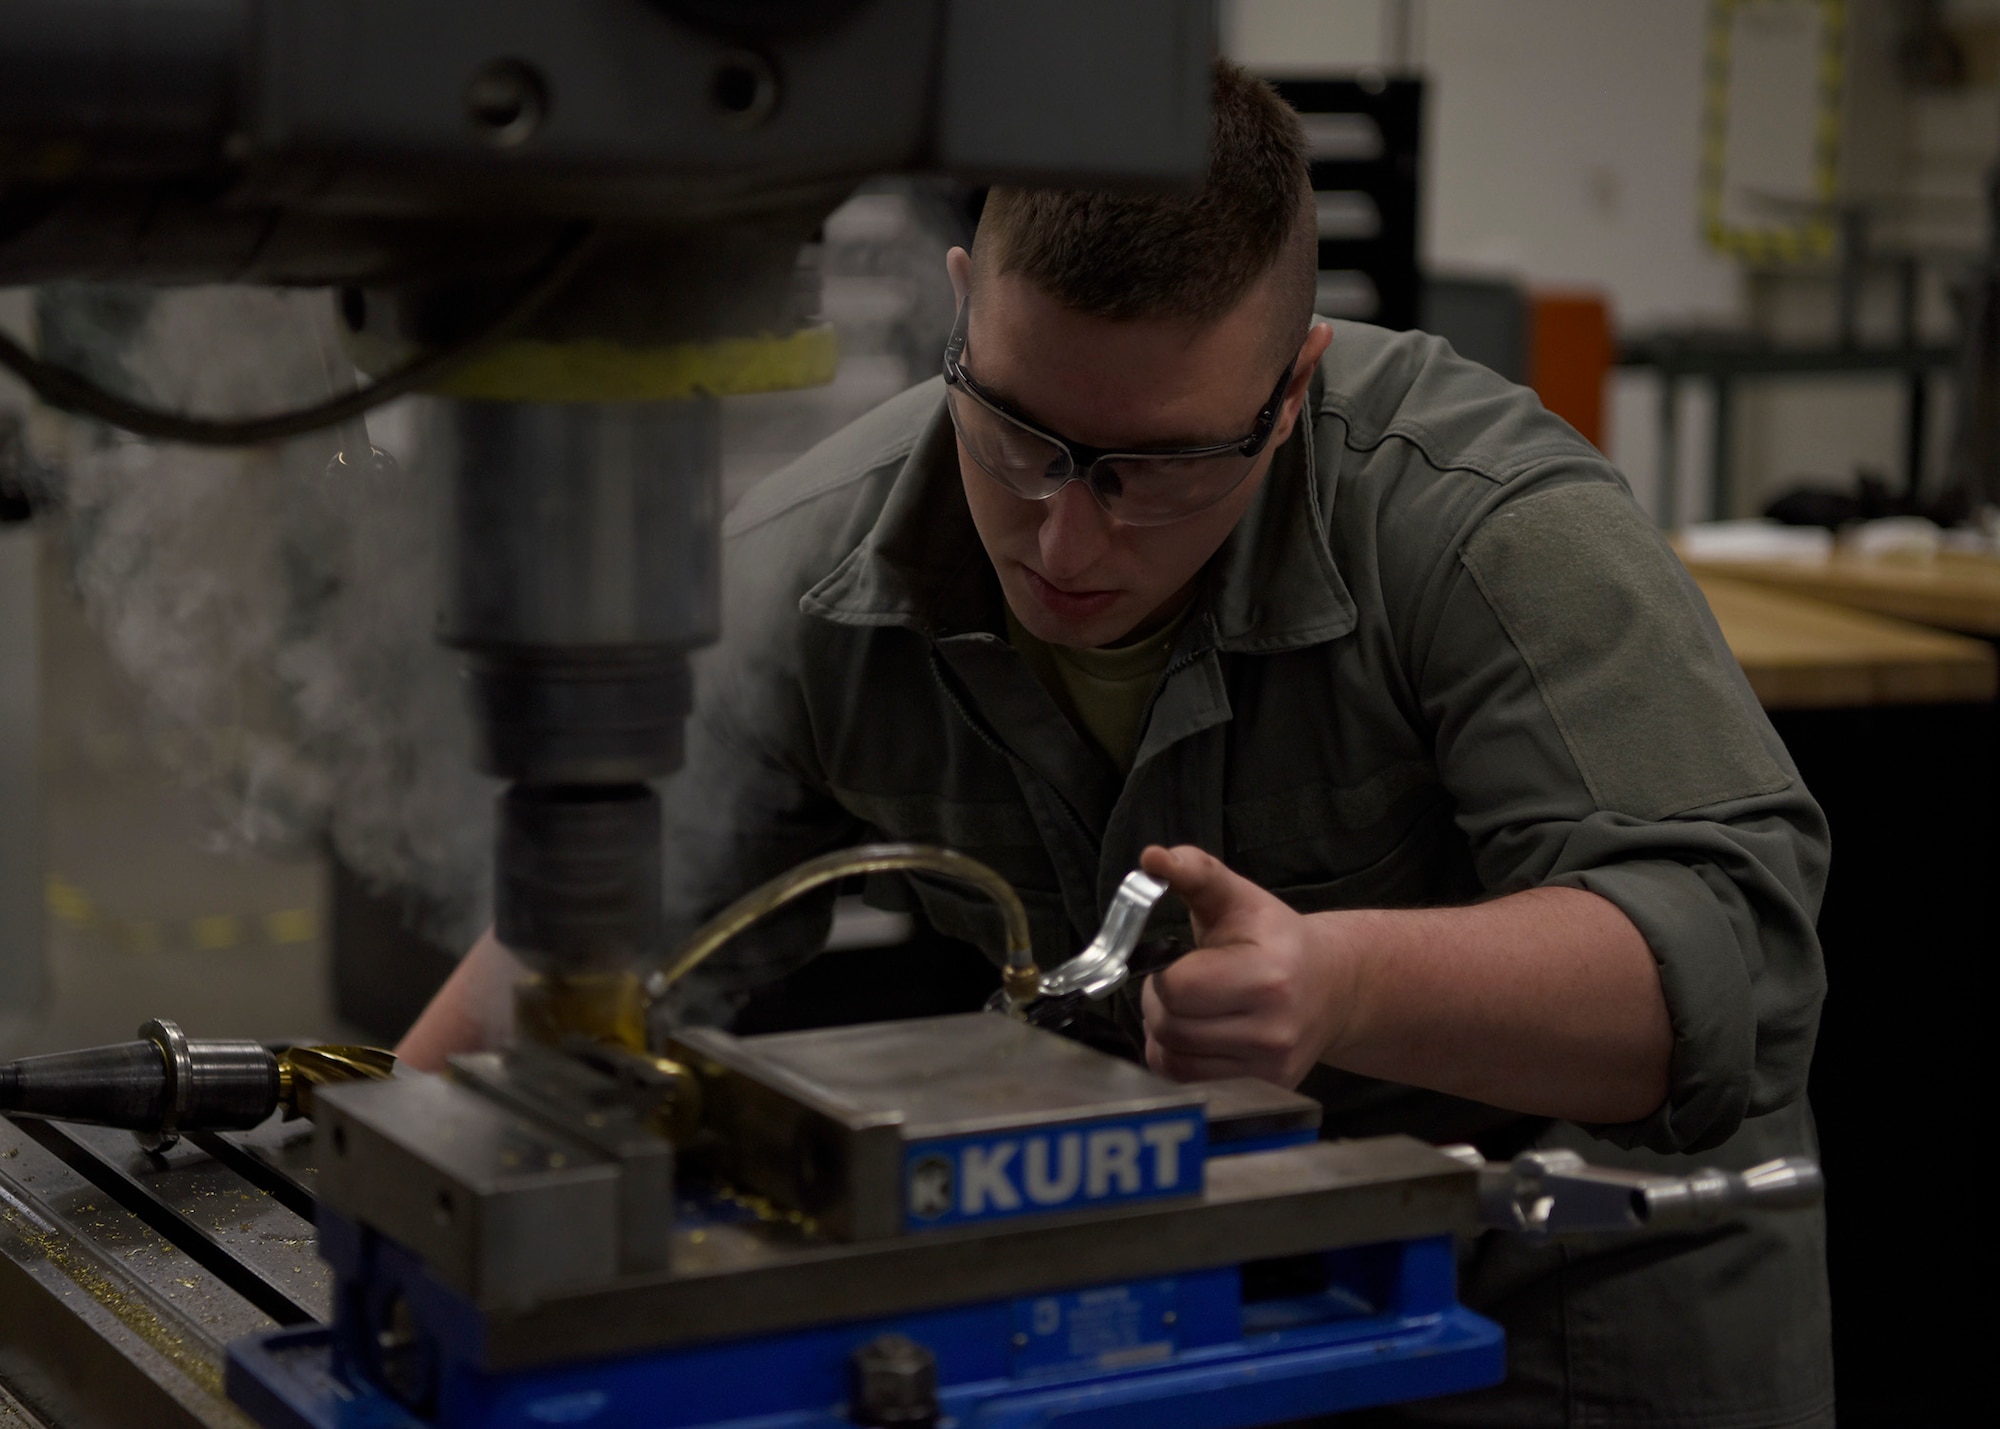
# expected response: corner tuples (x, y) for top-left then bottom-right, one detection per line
(972, 60), (1317, 371)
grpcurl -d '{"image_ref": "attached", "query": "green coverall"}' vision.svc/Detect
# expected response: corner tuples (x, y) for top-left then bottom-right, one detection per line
(661, 320), (1835, 1428)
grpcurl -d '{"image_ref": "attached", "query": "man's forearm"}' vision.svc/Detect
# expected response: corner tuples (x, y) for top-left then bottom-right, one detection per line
(394, 930), (523, 1072)
(1320, 886), (1672, 1124)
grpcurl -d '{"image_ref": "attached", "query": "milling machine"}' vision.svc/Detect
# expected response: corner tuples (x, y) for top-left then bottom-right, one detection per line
(0, 6), (1824, 1427)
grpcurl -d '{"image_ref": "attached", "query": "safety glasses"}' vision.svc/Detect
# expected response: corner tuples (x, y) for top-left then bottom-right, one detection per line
(941, 297), (1295, 528)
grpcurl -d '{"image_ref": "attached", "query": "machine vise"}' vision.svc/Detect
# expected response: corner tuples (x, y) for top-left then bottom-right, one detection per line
(231, 1013), (1505, 1428)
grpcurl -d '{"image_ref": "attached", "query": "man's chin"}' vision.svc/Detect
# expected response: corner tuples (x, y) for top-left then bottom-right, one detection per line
(1005, 576), (1132, 649)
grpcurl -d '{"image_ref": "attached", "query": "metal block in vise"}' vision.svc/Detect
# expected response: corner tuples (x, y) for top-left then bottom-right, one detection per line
(312, 1056), (680, 1304)
(313, 1074), (624, 1305)
(669, 1014), (1216, 1242)
(447, 1045), (678, 1275)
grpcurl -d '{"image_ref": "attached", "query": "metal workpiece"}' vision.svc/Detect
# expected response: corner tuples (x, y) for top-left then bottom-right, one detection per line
(670, 1014), (1205, 1241)
(0, 1113), (293, 1429)
(455, 1134), (1480, 1371)
(680, 1015), (1201, 1136)
(1447, 1146), (1826, 1239)
(311, 1073), (631, 1305)
(1036, 869), (1169, 1000)
(446, 1045), (682, 1276)
(282, 1041), (680, 1362)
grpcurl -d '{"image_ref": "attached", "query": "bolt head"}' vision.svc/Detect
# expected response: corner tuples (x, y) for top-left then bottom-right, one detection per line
(850, 1334), (938, 1427)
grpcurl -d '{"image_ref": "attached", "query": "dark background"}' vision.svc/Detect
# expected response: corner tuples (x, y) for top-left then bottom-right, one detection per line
(1772, 692), (1996, 1426)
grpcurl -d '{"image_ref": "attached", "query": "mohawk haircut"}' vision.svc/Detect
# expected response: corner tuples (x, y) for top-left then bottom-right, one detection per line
(972, 60), (1318, 368)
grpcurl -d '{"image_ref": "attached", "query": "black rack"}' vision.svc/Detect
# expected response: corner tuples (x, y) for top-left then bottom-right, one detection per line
(1269, 77), (1424, 332)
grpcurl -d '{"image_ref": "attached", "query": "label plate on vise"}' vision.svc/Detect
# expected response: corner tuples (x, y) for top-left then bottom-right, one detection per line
(1010, 1277), (1180, 1376)
(904, 1109), (1206, 1230)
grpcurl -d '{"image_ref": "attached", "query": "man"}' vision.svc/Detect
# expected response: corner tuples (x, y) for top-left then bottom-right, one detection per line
(404, 63), (1832, 1427)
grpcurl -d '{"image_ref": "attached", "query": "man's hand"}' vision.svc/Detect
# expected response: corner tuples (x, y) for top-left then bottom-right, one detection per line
(1138, 844), (1356, 1088)
(1134, 843), (1674, 1123)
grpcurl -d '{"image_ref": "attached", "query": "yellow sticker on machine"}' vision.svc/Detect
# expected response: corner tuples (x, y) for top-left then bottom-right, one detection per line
(421, 325), (841, 402)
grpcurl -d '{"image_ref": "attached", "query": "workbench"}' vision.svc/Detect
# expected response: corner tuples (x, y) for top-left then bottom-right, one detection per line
(1689, 571), (1999, 709)
(1682, 548), (2000, 639)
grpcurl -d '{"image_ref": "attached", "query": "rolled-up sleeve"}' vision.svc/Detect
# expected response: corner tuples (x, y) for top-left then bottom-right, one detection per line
(1416, 473), (1829, 1154)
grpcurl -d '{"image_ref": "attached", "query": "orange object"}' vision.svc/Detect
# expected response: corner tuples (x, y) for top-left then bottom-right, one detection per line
(1528, 292), (1613, 451)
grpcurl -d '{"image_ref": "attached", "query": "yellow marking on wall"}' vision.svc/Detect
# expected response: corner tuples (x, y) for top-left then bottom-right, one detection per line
(1700, 0), (1847, 264)
(45, 874), (320, 953)
(264, 909), (317, 945)
(45, 874), (92, 926)
(191, 916), (241, 950)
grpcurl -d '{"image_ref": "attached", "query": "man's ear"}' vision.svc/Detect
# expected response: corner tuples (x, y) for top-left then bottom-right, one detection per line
(1291, 321), (1333, 401)
(1274, 320), (1333, 441)
(946, 246), (972, 304)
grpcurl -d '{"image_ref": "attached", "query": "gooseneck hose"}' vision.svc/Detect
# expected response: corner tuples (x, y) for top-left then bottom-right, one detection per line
(653, 843), (1041, 1006)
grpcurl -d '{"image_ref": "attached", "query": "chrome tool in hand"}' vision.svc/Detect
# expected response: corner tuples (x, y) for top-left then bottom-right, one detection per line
(1036, 869), (1170, 1000)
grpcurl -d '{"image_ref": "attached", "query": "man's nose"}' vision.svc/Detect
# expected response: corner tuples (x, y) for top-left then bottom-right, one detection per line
(1037, 479), (1112, 580)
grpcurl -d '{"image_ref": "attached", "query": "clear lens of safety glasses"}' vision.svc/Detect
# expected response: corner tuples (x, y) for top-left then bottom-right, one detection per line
(945, 384), (1258, 528)
(944, 383), (1069, 493)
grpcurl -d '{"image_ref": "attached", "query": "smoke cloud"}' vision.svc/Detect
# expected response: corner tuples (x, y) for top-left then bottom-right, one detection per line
(38, 179), (964, 964)
(47, 284), (494, 949)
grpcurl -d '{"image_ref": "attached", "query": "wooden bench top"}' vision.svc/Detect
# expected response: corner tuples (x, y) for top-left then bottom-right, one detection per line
(1690, 571), (1997, 710)
(1679, 547), (2000, 637)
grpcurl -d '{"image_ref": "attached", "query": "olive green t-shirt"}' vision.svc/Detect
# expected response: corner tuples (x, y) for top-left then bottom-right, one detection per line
(1003, 600), (1194, 773)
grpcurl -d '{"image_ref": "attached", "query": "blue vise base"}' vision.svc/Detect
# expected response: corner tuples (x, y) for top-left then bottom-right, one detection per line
(229, 1219), (1501, 1429)
(224, 1015), (1503, 1428)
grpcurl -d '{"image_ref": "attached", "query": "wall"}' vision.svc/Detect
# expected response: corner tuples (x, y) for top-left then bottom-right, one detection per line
(1226, 0), (1740, 517)
(1224, 0), (2000, 521)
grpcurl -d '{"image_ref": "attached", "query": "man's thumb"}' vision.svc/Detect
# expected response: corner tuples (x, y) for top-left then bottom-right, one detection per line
(1139, 844), (1242, 934)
